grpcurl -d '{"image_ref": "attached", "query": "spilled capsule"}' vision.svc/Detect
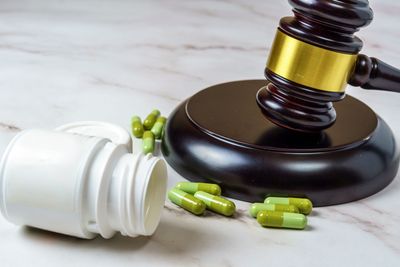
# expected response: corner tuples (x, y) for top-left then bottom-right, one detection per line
(151, 116), (167, 139)
(249, 203), (299, 218)
(257, 210), (307, 230)
(176, 182), (221, 196)
(168, 188), (206, 215)
(264, 197), (313, 215)
(143, 109), (160, 130)
(142, 131), (155, 154)
(131, 116), (144, 138)
(194, 191), (235, 216)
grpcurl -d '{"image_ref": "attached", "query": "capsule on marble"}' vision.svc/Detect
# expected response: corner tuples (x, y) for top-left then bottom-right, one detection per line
(264, 197), (313, 215)
(131, 116), (144, 138)
(176, 182), (221, 196)
(168, 188), (206, 215)
(143, 109), (160, 130)
(142, 131), (155, 154)
(257, 210), (307, 230)
(249, 203), (299, 218)
(151, 116), (167, 139)
(194, 191), (235, 216)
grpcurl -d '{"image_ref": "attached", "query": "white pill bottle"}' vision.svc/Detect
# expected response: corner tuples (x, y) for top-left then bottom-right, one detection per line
(0, 121), (167, 239)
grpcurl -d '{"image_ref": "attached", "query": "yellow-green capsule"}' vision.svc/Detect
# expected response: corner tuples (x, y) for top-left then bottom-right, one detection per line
(161, 126), (165, 140)
(257, 210), (307, 230)
(142, 131), (155, 154)
(264, 197), (313, 215)
(143, 109), (160, 130)
(249, 203), (299, 218)
(131, 116), (144, 138)
(194, 191), (235, 216)
(151, 116), (167, 139)
(168, 188), (206, 215)
(175, 182), (221, 196)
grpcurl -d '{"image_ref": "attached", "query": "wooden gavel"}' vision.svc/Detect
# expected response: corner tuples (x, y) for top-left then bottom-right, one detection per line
(256, 0), (400, 132)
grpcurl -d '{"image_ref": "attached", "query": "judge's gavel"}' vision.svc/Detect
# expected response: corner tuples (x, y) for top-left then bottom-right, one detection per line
(256, 0), (400, 132)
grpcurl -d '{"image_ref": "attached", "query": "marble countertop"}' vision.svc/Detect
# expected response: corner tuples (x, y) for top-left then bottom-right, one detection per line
(1, 0), (400, 266)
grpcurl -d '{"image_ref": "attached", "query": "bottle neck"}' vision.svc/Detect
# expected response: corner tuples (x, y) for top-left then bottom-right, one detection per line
(85, 143), (167, 238)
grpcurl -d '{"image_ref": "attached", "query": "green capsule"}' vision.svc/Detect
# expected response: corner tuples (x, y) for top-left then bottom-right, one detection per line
(264, 197), (313, 215)
(161, 126), (165, 140)
(175, 182), (221, 196)
(168, 188), (206, 215)
(249, 203), (299, 218)
(143, 109), (160, 130)
(151, 116), (167, 139)
(257, 210), (307, 230)
(142, 131), (155, 154)
(131, 116), (144, 138)
(194, 191), (235, 216)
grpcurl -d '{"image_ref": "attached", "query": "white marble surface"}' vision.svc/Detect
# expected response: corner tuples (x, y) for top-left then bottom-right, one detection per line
(1, 0), (400, 266)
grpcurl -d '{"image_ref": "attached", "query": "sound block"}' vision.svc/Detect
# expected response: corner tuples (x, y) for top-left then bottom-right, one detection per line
(161, 80), (399, 206)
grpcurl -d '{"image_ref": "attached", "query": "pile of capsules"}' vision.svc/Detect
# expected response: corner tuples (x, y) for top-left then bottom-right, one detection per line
(131, 109), (167, 154)
(249, 197), (313, 230)
(168, 182), (236, 217)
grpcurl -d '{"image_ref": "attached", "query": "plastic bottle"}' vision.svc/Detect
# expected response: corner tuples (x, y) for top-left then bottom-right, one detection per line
(0, 121), (167, 239)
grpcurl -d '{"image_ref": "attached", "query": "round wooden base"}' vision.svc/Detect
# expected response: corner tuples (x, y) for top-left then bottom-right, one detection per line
(161, 80), (399, 206)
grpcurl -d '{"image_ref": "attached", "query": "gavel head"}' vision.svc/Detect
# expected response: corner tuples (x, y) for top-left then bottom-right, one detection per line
(256, 0), (373, 132)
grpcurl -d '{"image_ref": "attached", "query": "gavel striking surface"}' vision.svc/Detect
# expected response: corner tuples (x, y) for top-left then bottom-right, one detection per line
(162, 80), (399, 206)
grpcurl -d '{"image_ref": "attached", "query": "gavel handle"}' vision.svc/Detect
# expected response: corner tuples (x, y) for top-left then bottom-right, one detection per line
(349, 54), (400, 93)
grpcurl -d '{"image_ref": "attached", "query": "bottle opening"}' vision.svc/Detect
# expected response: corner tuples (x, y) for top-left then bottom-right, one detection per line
(142, 158), (167, 235)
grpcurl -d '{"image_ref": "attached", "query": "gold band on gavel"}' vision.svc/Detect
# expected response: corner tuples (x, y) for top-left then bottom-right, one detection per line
(266, 30), (358, 93)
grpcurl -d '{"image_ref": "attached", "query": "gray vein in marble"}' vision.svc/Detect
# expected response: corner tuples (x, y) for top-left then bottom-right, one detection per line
(0, 122), (21, 132)
(0, 44), (45, 55)
(128, 43), (267, 53)
(358, 201), (386, 216)
(142, 65), (205, 81)
(91, 77), (182, 103)
(163, 204), (189, 217)
(220, 0), (277, 19)
(327, 207), (400, 254)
